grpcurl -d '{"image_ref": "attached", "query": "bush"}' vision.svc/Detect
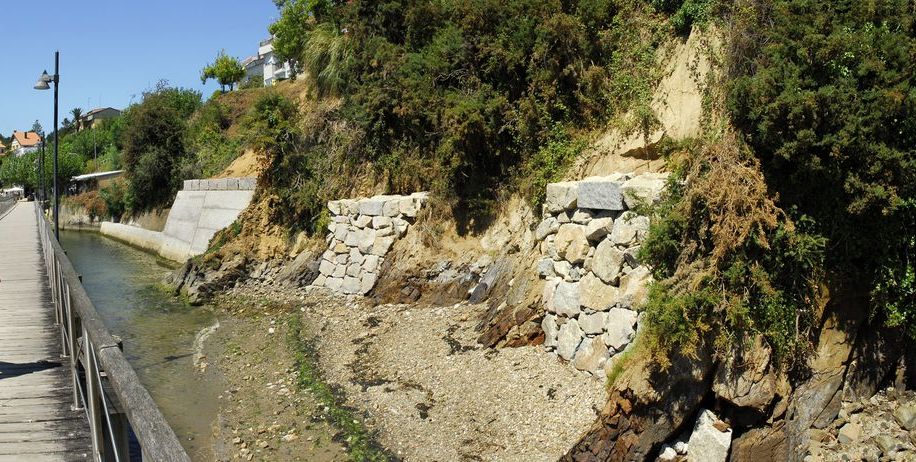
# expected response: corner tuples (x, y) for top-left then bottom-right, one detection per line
(727, 0), (916, 337)
(122, 85), (201, 211)
(65, 191), (107, 221)
(639, 136), (825, 368)
(99, 181), (128, 221)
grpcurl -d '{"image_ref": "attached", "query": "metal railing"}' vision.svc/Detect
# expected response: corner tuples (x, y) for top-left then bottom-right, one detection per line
(34, 202), (191, 462)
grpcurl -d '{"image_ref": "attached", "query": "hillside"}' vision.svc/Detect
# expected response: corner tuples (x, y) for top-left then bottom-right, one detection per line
(31, 0), (914, 460)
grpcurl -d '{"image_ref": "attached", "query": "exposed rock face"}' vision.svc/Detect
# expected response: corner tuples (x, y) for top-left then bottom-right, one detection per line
(167, 254), (249, 305)
(536, 172), (664, 377)
(313, 192), (428, 295)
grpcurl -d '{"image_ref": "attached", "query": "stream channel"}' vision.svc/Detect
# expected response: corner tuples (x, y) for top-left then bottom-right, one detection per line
(61, 230), (224, 461)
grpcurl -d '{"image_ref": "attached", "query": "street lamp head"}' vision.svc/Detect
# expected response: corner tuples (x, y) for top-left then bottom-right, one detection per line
(34, 71), (52, 90)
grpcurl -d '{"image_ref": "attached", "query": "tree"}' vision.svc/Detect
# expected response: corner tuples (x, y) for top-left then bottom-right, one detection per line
(32, 120), (44, 137)
(200, 51), (246, 93)
(70, 108), (83, 132)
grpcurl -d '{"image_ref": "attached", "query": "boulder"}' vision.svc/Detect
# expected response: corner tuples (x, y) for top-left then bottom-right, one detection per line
(584, 217), (615, 242)
(341, 276), (361, 294)
(545, 182), (578, 213)
(353, 215), (372, 228)
(556, 224), (589, 265)
(874, 434), (901, 455)
(553, 260), (573, 280)
(603, 307), (637, 350)
(382, 198), (401, 217)
(327, 200), (343, 215)
(371, 216), (392, 229)
(542, 314), (559, 349)
(609, 211), (650, 247)
(592, 239), (626, 284)
(355, 228), (377, 254)
(557, 319), (584, 361)
(318, 259), (335, 276)
(553, 281), (581, 317)
(571, 209), (594, 224)
(577, 177), (625, 211)
(370, 236), (395, 256)
(392, 217), (410, 236)
(399, 196), (419, 217)
(657, 445), (677, 461)
(535, 217), (560, 241)
(687, 409), (732, 462)
(541, 235), (559, 259)
(578, 312), (608, 335)
(580, 272), (619, 311)
(333, 223), (348, 241)
(837, 422), (861, 444)
(543, 278), (559, 312)
(537, 258), (555, 278)
(619, 266), (652, 309)
(357, 197), (387, 216)
(894, 404), (916, 431)
(573, 336), (610, 373)
(325, 277), (343, 291)
(360, 272), (378, 294)
(712, 336), (776, 411)
(363, 254), (381, 273)
(621, 173), (668, 209)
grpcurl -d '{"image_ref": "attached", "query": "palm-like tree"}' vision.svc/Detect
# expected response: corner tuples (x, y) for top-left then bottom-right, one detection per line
(70, 107), (83, 132)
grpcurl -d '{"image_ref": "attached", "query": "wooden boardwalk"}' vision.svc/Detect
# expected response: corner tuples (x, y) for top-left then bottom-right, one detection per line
(0, 203), (91, 461)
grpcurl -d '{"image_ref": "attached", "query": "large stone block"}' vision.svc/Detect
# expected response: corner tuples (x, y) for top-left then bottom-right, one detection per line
(609, 211), (650, 247)
(355, 228), (377, 254)
(542, 314), (559, 349)
(318, 259), (336, 276)
(553, 281), (581, 317)
(580, 272), (619, 311)
(619, 266), (652, 309)
(556, 224), (589, 265)
(592, 239), (626, 284)
(352, 215), (372, 228)
(363, 254), (381, 273)
(578, 312), (608, 335)
(557, 319), (584, 361)
(584, 217), (614, 242)
(602, 308), (637, 350)
(360, 272), (378, 294)
(238, 177), (257, 190)
(357, 197), (386, 216)
(577, 178), (624, 211)
(535, 217), (560, 241)
(545, 182), (578, 213)
(687, 410), (732, 462)
(621, 173), (668, 209)
(325, 277), (343, 291)
(370, 236), (395, 256)
(543, 278), (559, 313)
(342, 276), (361, 294)
(573, 336), (610, 374)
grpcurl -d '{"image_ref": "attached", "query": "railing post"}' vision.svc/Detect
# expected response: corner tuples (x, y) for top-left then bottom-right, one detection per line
(84, 329), (104, 462)
(60, 285), (71, 358)
(69, 303), (82, 411)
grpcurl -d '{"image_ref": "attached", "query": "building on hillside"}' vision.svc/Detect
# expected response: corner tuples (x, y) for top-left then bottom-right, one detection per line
(0, 139), (7, 157)
(78, 107), (121, 130)
(11, 131), (41, 157)
(241, 55), (265, 85)
(258, 37), (293, 86)
(70, 170), (124, 194)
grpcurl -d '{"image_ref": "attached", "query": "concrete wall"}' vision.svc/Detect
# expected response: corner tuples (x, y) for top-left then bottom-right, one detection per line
(100, 177), (255, 262)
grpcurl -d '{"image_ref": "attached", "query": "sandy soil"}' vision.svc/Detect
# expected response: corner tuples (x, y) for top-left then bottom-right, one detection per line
(211, 283), (606, 462)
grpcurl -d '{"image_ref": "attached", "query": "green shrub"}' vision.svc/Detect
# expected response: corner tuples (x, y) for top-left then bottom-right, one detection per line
(728, 0), (916, 337)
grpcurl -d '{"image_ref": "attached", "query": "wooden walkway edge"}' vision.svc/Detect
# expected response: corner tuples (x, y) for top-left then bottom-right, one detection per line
(0, 203), (91, 461)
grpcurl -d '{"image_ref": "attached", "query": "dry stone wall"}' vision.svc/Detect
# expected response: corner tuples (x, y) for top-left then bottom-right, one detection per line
(313, 192), (429, 295)
(537, 172), (667, 377)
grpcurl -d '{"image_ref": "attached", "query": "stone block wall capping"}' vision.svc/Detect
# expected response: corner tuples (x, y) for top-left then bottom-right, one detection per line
(314, 193), (429, 295)
(537, 172), (666, 378)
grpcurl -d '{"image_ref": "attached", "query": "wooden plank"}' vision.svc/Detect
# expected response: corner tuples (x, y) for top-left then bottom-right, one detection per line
(0, 204), (91, 460)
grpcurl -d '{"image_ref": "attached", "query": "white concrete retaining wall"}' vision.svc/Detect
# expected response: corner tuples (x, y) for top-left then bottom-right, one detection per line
(537, 172), (667, 377)
(100, 177), (256, 262)
(100, 222), (164, 252)
(312, 192), (429, 295)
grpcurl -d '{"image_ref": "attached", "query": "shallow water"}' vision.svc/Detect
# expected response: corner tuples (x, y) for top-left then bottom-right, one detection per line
(60, 230), (223, 461)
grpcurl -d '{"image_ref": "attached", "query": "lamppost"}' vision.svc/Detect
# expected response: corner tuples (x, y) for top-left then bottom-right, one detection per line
(34, 51), (59, 240)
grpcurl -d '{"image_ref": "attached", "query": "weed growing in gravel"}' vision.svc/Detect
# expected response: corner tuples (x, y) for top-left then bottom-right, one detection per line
(286, 313), (393, 462)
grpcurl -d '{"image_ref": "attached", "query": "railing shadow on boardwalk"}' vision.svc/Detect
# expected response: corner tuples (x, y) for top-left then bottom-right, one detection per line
(34, 202), (191, 462)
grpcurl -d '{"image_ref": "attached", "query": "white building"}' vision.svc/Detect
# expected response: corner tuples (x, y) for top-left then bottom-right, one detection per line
(258, 37), (293, 86)
(10, 131), (41, 157)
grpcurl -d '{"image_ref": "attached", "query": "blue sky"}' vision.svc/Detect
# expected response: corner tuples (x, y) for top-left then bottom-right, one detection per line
(0, 0), (280, 136)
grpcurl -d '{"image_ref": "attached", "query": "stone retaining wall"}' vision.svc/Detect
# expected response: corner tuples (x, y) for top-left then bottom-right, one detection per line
(100, 177), (256, 262)
(537, 172), (667, 377)
(313, 192), (429, 295)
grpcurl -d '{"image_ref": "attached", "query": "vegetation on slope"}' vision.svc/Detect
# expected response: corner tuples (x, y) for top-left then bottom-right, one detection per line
(263, 0), (708, 232)
(640, 0), (916, 368)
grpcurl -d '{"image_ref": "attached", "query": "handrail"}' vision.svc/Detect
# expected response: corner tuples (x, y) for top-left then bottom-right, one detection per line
(34, 202), (191, 462)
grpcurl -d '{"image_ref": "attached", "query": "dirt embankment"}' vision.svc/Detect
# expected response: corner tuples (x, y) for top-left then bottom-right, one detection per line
(206, 283), (606, 462)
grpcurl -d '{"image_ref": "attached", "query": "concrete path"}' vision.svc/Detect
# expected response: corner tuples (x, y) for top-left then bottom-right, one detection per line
(0, 203), (90, 461)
